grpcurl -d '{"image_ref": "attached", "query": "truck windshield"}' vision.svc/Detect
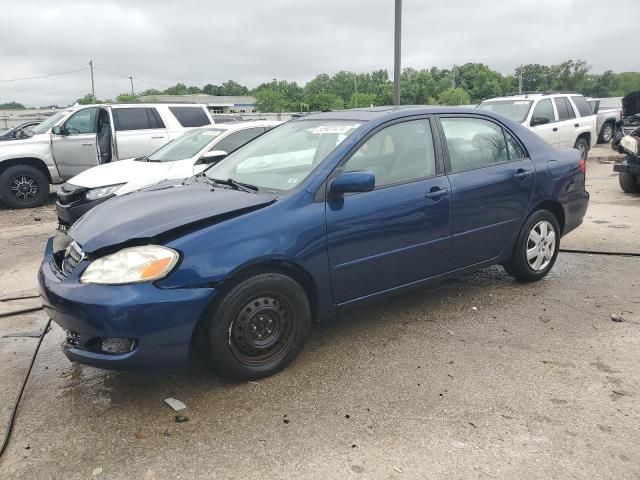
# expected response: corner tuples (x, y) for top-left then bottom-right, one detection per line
(30, 111), (71, 134)
(477, 100), (532, 123)
(147, 128), (226, 161)
(204, 119), (362, 193)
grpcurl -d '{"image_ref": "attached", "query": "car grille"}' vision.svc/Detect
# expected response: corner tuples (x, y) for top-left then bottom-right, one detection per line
(61, 241), (85, 276)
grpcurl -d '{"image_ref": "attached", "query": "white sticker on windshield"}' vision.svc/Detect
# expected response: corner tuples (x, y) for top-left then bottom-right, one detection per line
(309, 124), (359, 134)
(514, 101), (530, 105)
(287, 178), (299, 184)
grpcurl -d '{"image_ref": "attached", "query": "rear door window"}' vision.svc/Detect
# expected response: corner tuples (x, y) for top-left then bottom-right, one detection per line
(440, 117), (509, 173)
(113, 108), (165, 131)
(554, 97), (576, 121)
(530, 99), (556, 125)
(570, 96), (594, 117)
(169, 107), (211, 127)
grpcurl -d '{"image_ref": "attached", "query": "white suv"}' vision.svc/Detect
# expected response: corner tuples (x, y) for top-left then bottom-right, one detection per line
(0, 103), (213, 208)
(477, 93), (597, 159)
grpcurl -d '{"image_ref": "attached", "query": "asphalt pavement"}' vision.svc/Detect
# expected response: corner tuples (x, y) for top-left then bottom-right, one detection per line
(0, 145), (638, 479)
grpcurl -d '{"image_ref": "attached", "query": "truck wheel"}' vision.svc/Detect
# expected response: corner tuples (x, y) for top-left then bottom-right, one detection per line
(619, 172), (640, 193)
(0, 165), (50, 208)
(574, 138), (589, 160)
(598, 123), (613, 143)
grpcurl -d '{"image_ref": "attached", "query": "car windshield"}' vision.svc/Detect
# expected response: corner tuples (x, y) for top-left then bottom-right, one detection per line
(147, 128), (226, 161)
(204, 119), (363, 193)
(477, 100), (533, 123)
(30, 111), (70, 134)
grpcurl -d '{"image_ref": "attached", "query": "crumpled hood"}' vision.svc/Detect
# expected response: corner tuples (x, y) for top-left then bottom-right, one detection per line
(69, 180), (277, 252)
(622, 91), (640, 117)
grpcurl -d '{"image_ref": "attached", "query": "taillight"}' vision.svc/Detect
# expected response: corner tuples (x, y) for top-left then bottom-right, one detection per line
(578, 158), (586, 174)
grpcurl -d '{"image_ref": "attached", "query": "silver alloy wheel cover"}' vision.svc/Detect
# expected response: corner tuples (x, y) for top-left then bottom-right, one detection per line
(577, 143), (587, 159)
(602, 124), (613, 142)
(526, 220), (556, 271)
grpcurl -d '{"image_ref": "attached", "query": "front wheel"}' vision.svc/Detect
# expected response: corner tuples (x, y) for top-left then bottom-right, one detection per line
(599, 123), (613, 143)
(574, 138), (589, 160)
(503, 210), (560, 282)
(207, 273), (311, 380)
(0, 165), (50, 208)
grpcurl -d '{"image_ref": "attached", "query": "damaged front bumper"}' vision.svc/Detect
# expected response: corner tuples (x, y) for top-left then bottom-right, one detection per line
(38, 237), (217, 370)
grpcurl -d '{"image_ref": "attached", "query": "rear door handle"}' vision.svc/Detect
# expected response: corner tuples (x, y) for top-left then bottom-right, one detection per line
(151, 135), (165, 139)
(574, 123), (579, 127)
(552, 127), (558, 132)
(81, 143), (93, 146)
(425, 188), (449, 201)
(513, 169), (533, 180)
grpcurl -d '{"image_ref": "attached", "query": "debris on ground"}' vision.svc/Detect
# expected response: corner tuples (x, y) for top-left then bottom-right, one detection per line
(164, 398), (187, 411)
(134, 432), (145, 440)
(92, 467), (103, 476)
(611, 313), (625, 323)
(175, 415), (189, 423)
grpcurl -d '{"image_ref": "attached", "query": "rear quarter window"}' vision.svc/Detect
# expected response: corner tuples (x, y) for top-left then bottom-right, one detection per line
(113, 108), (164, 131)
(169, 107), (212, 127)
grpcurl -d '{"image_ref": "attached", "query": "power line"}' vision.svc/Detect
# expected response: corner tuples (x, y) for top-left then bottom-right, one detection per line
(0, 67), (88, 83)
(93, 66), (173, 87)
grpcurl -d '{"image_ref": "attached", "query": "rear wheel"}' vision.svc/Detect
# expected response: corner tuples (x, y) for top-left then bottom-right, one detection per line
(503, 210), (560, 282)
(574, 138), (589, 160)
(207, 273), (311, 380)
(619, 172), (640, 193)
(0, 165), (50, 208)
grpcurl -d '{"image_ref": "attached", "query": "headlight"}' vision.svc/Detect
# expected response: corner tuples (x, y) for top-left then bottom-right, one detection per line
(84, 184), (124, 201)
(80, 246), (179, 285)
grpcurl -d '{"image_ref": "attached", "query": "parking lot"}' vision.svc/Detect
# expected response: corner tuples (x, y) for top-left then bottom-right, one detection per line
(0, 145), (638, 479)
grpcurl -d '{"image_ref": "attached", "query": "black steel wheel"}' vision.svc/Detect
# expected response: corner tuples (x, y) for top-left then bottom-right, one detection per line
(0, 165), (50, 208)
(207, 273), (311, 380)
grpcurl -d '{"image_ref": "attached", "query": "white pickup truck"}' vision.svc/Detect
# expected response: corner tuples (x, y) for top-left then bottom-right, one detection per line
(0, 103), (213, 208)
(477, 92), (597, 159)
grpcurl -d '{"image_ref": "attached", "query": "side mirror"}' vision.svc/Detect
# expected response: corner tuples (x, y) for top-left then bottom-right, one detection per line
(198, 150), (228, 164)
(51, 125), (65, 135)
(329, 171), (375, 194)
(531, 116), (550, 127)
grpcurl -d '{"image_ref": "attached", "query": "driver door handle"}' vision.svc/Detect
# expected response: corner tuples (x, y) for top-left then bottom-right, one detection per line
(151, 135), (165, 139)
(81, 143), (93, 146)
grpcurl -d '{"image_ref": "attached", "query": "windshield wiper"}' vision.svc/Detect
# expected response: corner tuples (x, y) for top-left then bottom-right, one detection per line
(209, 178), (259, 193)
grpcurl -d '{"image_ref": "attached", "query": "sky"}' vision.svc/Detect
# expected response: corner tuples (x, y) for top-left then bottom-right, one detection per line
(0, 0), (635, 107)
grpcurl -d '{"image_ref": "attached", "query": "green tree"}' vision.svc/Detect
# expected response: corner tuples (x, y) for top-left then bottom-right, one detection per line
(254, 89), (289, 112)
(348, 93), (377, 109)
(164, 83), (188, 95)
(437, 88), (471, 105)
(221, 80), (249, 96)
(76, 94), (107, 105)
(0, 102), (25, 109)
(304, 93), (344, 111)
(115, 93), (137, 103)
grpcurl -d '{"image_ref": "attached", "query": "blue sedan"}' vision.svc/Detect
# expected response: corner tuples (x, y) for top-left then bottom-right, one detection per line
(39, 107), (589, 379)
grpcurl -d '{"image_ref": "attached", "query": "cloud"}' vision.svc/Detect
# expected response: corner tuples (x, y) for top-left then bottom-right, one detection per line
(0, 0), (636, 106)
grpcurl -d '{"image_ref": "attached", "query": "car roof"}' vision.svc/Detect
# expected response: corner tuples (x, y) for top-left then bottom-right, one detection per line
(298, 105), (490, 122)
(482, 92), (582, 102)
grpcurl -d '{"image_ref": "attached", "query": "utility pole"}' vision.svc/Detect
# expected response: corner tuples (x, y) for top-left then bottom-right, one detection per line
(129, 76), (134, 96)
(354, 73), (358, 108)
(451, 65), (456, 89)
(393, 0), (402, 105)
(89, 60), (95, 102)
(518, 64), (523, 94)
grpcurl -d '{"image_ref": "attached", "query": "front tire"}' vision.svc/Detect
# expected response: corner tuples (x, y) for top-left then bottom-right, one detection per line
(599, 123), (613, 143)
(619, 172), (640, 193)
(503, 210), (560, 282)
(207, 273), (311, 380)
(574, 138), (589, 160)
(0, 165), (50, 208)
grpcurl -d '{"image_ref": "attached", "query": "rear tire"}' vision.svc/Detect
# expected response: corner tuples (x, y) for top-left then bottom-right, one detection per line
(503, 210), (560, 282)
(574, 138), (589, 160)
(619, 172), (640, 193)
(207, 273), (311, 380)
(0, 164), (50, 209)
